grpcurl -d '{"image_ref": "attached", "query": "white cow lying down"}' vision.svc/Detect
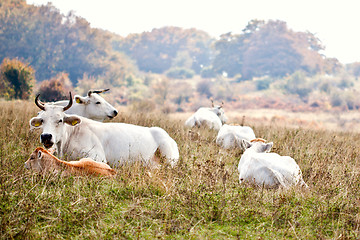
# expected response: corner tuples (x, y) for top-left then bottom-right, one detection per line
(238, 139), (308, 189)
(50, 89), (118, 122)
(216, 124), (256, 149)
(185, 101), (228, 131)
(30, 94), (179, 167)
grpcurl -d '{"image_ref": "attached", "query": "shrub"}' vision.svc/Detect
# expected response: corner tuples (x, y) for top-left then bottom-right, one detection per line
(0, 58), (35, 100)
(200, 66), (216, 78)
(282, 71), (312, 101)
(166, 67), (195, 79)
(37, 72), (74, 102)
(338, 77), (354, 89)
(255, 77), (273, 90)
(330, 90), (359, 110)
(196, 79), (213, 98)
(234, 74), (245, 82)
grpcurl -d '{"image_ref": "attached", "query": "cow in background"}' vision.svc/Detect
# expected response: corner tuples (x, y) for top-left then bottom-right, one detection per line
(216, 124), (256, 149)
(238, 139), (308, 189)
(43, 89), (117, 122)
(185, 99), (228, 131)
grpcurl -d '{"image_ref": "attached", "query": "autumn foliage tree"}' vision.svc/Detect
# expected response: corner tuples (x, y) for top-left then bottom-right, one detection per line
(37, 72), (74, 102)
(0, 0), (134, 85)
(0, 58), (34, 99)
(213, 19), (329, 79)
(114, 27), (214, 74)
(347, 62), (360, 79)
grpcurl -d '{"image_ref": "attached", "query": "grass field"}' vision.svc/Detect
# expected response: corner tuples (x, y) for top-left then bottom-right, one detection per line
(1, 100), (360, 239)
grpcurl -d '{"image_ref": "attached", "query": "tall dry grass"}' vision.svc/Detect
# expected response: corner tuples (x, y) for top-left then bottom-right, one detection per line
(1, 100), (360, 238)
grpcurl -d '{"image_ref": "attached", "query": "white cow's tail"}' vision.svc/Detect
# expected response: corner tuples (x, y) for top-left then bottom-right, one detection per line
(298, 178), (309, 189)
(150, 127), (179, 167)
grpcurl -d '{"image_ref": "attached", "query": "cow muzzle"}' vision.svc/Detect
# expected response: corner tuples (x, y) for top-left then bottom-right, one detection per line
(40, 133), (54, 148)
(108, 110), (118, 119)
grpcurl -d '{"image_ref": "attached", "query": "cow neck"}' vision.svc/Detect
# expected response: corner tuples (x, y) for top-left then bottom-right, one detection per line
(57, 123), (76, 157)
(43, 153), (63, 171)
(81, 103), (88, 118)
(242, 147), (261, 158)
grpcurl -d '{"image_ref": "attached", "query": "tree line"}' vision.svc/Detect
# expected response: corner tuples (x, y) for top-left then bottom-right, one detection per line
(1, 0), (358, 100)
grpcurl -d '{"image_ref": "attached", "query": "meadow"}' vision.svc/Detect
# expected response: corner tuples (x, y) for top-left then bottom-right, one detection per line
(1, 100), (360, 239)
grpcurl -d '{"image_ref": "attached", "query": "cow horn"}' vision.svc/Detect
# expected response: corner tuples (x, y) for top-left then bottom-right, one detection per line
(35, 94), (45, 111)
(89, 88), (110, 96)
(210, 98), (214, 107)
(63, 92), (73, 111)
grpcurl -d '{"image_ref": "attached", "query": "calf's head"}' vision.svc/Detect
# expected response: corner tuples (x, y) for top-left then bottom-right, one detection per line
(25, 147), (49, 172)
(30, 93), (81, 149)
(241, 139), (273, 153)
(74, 89), (118, 121)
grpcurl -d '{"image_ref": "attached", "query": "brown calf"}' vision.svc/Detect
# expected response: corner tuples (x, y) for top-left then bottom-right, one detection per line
(25, 147), (116, 177)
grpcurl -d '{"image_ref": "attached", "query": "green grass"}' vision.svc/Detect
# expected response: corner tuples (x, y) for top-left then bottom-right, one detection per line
(1, 100), (360, 239)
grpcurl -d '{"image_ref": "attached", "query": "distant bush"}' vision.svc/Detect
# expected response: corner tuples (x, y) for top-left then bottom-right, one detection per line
(255, 77), (273, 90)
(330, 90), (359, 110)
(200, 67), (216, 78)
(169, 81), (193, 106)
(234, 74), (246, 82)
(282, 71), (312, 101)
(347, 62), (360, 79)
(0, 58), (35, 100)
(338, 77), (354, 89)
(166, 67), (195, 79)
(196, 79), (212, 98)
(319, 82), (331, 93)
(38, 72), (74, 102)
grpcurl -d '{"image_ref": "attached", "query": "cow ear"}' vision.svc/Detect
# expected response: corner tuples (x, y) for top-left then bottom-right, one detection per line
(241, 139), (252, 150)
(64, 116), (81, 126)
(38, 150), (42, 159)
(75, 96), (89, 105)
(30, 117), (43, 129)
(264, 142), (273, 153)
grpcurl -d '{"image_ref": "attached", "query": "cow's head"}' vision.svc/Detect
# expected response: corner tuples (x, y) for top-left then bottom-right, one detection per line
(30, 93), (81, 149)
(210, 99), (228, 124)
(240, 139), (273, 153)
(74, 89), (118, 121)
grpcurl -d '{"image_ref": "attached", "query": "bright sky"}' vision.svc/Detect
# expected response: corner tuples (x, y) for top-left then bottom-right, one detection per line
(27, 0), (360, 64)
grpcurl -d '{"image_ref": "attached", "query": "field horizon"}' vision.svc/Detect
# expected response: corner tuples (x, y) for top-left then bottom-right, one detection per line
(1, 100), (360, 239)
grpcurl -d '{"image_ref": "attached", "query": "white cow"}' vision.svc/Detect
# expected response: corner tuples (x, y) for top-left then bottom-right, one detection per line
(185, 100), (228, 131)
(216, 124), (256, 149)
(238, 139), (308, 189)
(50, 89), (118, 122)
(30, 94), (179, 167)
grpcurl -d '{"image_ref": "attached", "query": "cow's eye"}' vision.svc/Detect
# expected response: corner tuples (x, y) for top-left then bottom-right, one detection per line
(96, 102), (101, 104)
(58, 119), (63, 123)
